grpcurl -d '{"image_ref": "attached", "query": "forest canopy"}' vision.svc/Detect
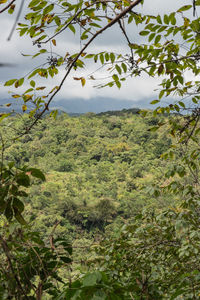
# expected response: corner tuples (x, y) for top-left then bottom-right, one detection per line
(0, 0), (200, 299)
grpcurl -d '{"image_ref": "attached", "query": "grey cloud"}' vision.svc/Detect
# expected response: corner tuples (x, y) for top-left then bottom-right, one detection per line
(0, 0), (196, 108)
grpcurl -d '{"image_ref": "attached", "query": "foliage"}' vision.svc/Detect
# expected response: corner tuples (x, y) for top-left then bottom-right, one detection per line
(3, 111), (173, 236)
(0, 0), (200, 299)
(63, 206), (200, 299)
(0, 220), (72, 299)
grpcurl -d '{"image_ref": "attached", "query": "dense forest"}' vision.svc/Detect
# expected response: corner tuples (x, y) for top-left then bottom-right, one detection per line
(1, 0), (200, 298)
(4, 110), (172, 237)
(2, 109), (197, 299)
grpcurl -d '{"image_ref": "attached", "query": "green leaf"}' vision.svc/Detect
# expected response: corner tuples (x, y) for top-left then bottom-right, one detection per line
(155, 35), (161, 44)
(16, 173), (30, 187)
(150, 100), (160, 105)
(14, 208), (27, 225)
(8, 162), (15, 169)
(30, 80), (36, 87)
(112, 74), (119, 82)
(28, 69), (39, 79)
(90, 22), (101, 28)
(60, 256), (72, 263)
(85, 54), (94, 59)
(43, 4), (54, 15)
(28, 0), (40, 8)
(128, 14), (134, 24)
(18, 78), (24, 86)
(177, 75), (184, 85)
(13, 198), (24, 213)
(50, 109), (58, 119)
(105, 53), (109, 61)
(159, 90), (165, 99)
(115, 80), (121, 89)
(169, 13), (176, 25)
(54, 16), (61, 26)
(68, 24), (76, 34)
(110, 53), (115, 63)
(192, 97), (198, 103)
(40, 49), (47, 54)
(148, 33), (156, 42)
(82, 272), (102, 287)
(19, 28), (28, 36)
(5, 200), (13, 221)
(64, 246), (73, 255)
(0, 200), (6, 213)
(139, 30), (149, 36)
(163, 15), (169, 24)
(81, 33), (88, 40)
(178, 101), (185, 108)
(156, 15), (162, 24)
(0, 113), (11, 122)
(121, 63), (127, 73)
(177, 5), (192, 12)
(8, 5), (15, 14)
(115, 64), (122, 75)
(100, 53), (104, 65)
(28, 168), (46, 181)
(4, 79), (17, 86)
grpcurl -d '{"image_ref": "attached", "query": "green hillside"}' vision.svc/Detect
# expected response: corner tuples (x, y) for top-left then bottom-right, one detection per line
(1, 109), (199, 299)
(4, 110), (173, 238)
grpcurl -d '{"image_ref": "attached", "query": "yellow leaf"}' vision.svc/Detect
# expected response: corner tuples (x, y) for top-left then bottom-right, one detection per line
(24, 94), (32, 100)
(52, 39), (56, 46)
(22, 105), (27, 112)
(49, 86), (59, 94)
(81, 77), (86, 87)
(0, 0), (8, 4)
(36, 86), (46, 90)
(15, 81), (19, 88)
(39, 71), (45, 77)
(184, 17), (189, 28)
(12, 94), (20, 98)
(6, 103), (11, 107)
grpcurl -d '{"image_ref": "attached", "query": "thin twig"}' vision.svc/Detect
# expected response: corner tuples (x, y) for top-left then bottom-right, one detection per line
(49, 220), (61, 251)
(40, 0), (121, 44)
(0, 132), (5, 178)
(7, 0), (25, 41)
(118, 18), (134, 63)
(23, 0), (143, 134)
(0, 235), (29, 300)
(0, 0), (15, 13)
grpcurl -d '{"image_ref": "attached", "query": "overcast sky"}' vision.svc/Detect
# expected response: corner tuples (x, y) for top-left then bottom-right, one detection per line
(0, 0), (194, 109)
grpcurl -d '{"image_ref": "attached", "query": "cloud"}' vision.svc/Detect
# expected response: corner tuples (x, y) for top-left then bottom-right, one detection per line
(0, 0), (196, 108)
(142, 0), (188, 14)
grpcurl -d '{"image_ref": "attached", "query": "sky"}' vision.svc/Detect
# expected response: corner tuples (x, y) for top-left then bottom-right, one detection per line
(0, 0), (194, 112)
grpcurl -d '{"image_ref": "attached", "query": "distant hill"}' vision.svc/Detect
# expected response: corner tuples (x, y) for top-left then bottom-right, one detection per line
(0, 97), (152, 114)
(50, 97), (149, 113)
(96, 107), (141, 116)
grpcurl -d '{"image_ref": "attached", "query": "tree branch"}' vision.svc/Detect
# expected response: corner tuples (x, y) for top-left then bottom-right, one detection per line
(7, 0), (25, 41)
(24, 0), (143, 133)
(0, 235), (29, 299)
(41, 0), (122, 44)
(0, 0), (15, 13)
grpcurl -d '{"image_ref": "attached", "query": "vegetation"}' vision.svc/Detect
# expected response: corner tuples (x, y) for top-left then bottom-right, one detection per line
(4, 111), (172, 236)
(0, 0), (200, 299)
